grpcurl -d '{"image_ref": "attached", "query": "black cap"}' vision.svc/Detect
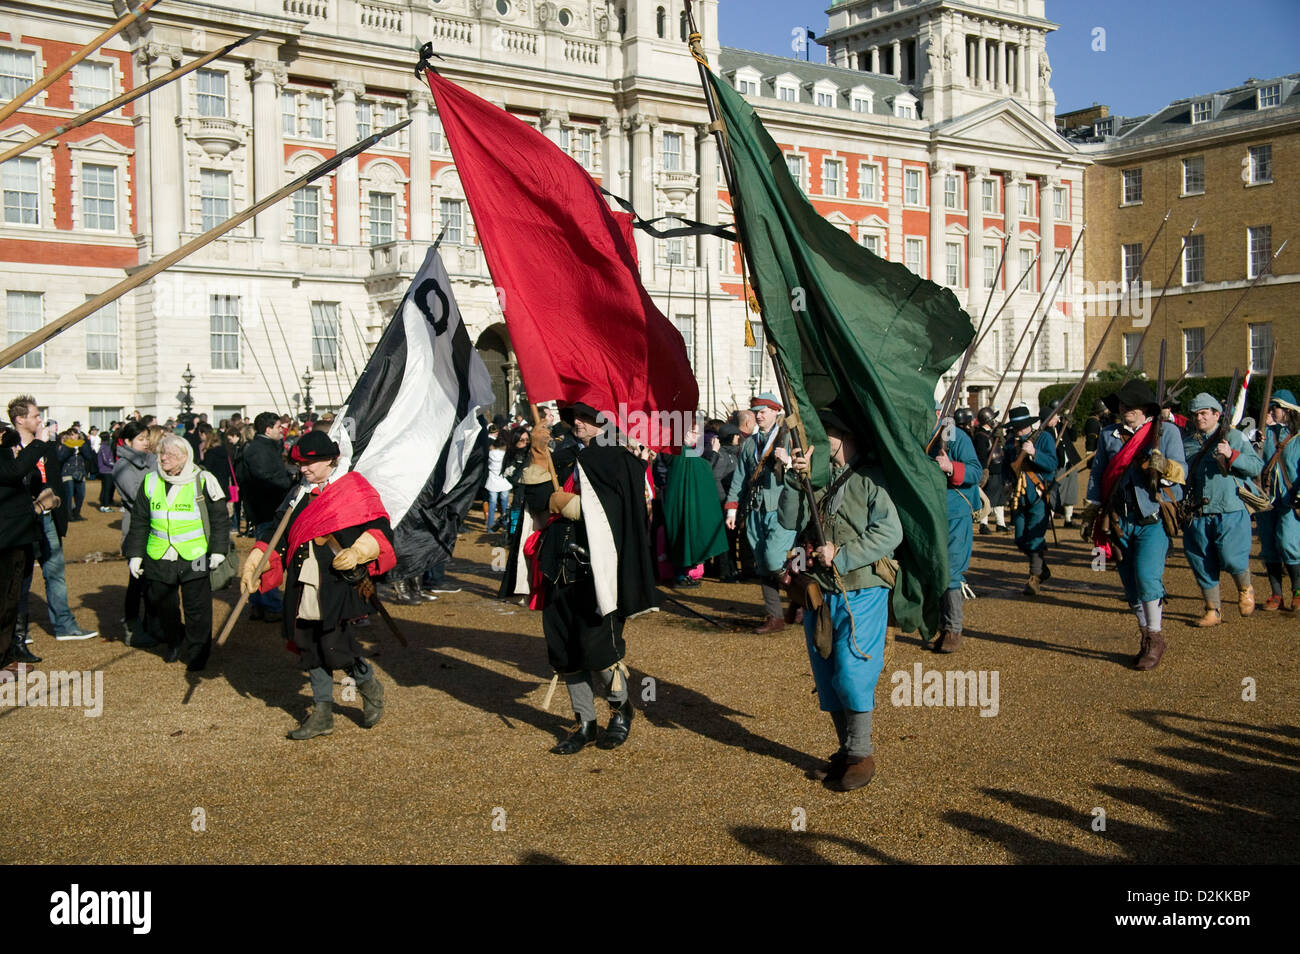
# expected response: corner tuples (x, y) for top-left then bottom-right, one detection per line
(289, 429), (340, 462)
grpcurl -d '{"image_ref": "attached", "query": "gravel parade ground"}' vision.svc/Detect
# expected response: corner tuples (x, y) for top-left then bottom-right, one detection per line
(3, 506), (1295, 865)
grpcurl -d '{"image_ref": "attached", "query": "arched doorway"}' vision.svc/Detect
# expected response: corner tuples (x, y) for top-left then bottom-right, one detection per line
(474, 323), (519, 421)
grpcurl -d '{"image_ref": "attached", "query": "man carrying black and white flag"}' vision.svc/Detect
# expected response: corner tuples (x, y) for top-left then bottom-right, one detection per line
(331, 245), (495, 600)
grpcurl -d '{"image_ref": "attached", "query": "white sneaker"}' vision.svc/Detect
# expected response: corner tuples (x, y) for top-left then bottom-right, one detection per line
(55, 627), (98, 641)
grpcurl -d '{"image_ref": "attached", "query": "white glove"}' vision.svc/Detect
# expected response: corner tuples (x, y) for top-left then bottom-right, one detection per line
(209, 552), (225, 570)
(128, 557), (143, 579)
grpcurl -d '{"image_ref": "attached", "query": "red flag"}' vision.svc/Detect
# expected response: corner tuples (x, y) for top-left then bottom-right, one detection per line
(424, 70), (697, 448)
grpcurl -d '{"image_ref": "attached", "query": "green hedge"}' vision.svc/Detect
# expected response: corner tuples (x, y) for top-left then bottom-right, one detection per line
(1038, 376), (1300, 432)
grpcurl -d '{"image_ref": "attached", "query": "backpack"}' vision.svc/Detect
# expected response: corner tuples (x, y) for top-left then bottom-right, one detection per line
(194, 470), (239, 590)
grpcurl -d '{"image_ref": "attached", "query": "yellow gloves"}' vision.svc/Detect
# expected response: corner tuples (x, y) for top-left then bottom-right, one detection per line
(332, 530), (381, 571)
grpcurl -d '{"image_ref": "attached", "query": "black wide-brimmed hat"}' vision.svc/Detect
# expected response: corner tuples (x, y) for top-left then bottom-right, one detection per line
(1103, 380), (1160, 416)
(818, 405), (851, 436)
(1007, 405), (1035, 430)
(289, 429), (340, 462)
(1039, 399), (1062, 424)
(559, 402), (603, 426)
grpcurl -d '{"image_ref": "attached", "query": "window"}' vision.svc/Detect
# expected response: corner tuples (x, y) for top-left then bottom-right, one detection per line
(822, 159), (841, 197)
(859, 163), (879, 201)
(981, 179), (996, 212)
(816, 91), (834, 108)
(1123, 332), (1143, 372)
(574, 129), (594, 169)
(1019, 247), (1036, 293)
(311, 302), (340, 372)
(1182, 156), (1204, 195)
(1053, 187), (1066, 220)
(356, 101), (371, 140)
(945, 242), (962, 286)
(983, 245), (998, 288)
(304, 94), (325, 139)
(944, 175), (959, 209)
(859, 233), (881, 256)
(74, 62), (113, 110)
(656, 6), (665, 38)
(1182, 234), (1204, 285)
(200, 169), (230, 232)
(1191, 100), (1212, 123)
(1055, 248), (1071, 295)
(0, 49), (36, 101)
(1094, 117), (1114, 136)
(369, 192), (394, 245)
(673, 315), (693, 365)
(1182, 327), (1204, 377)
(497, 0), (511, 14)
(85, 299), (118, 371)
(559, 8), (572, 27)
(903, 168), (922, 206)
(5, 291), (42, 369)
(440, 198), (464, 244)
(1122, 168), (1142, 204)
(664, 218), (685, 265)
(2, 156), (40, 225)
(738, 79), (758, 96)
(895, 102), (915, 119)
(777, 85), (797, 103)
(1258, 84), (1281, 108)
(81, 163), (116, 230)
(429, 114), (445, 153)
(1018, 183), (1033, 217)
(1248, 145), (1272, 184)
(852, 95), (871, 113)
(281, 91), (297, 136)
(1249, 323), (1273, 372)
(377, 102), (400, 130)
(1122, 243), (1142, 290)
(748, 324), (765, 381)
(1248, 225), (1271, 278)
(905, 237), (924, 275)
(785, 154), (805, 190)
(89, 407), (120, 432)
(210, 296), (240, 370)
(196, 69), (227, 118)
(293, 186), (320, 243)
(662, 132), (683, 172)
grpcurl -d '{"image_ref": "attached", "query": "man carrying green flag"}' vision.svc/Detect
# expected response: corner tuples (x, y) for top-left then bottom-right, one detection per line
(702, 69), (975, 640)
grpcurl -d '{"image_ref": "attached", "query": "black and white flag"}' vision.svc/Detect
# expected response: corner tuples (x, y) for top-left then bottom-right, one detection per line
(331, 245), (495, 576)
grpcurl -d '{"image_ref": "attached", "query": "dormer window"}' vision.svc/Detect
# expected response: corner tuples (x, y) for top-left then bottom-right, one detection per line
(812, 79), (838, 109)
(1095, 117), (1114, 136)
(816, 91), (833, 107)
(1258, 84), (1281, 108)
(739, 79), (758, 95)
(850, 87), (873, 113)
(1191, 100), (1212, 123)
(890, 92), (918, 119)
(734, 68), (761, 97)
(775, 73), (799, 103)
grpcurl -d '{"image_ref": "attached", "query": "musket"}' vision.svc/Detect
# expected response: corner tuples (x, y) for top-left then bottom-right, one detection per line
(966, 249), (1042, 359)
(1166, 239), (1289, 402)
(237, 315), (290, 415)
(0, 0), (163, 125)
(1258, 342), (1278, 442)
(0, 120), (411, 370)
(938, 235), (1009, 423)
(1118, 219), (1198, 383)
(1215, 368), (1241, 476)
(257, 301), (295, 416)
(0, 28), (266, 164)
(985, 243), (1072, 416)
(1147, 339), (1168, 495)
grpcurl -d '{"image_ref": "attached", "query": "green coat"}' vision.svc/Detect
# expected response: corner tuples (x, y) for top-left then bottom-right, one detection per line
(777, 458), (903, 595)
(662, 452), (727, 568)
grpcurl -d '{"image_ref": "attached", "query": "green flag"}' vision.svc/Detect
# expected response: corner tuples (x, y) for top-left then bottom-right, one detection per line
(707, 69), (975, 638)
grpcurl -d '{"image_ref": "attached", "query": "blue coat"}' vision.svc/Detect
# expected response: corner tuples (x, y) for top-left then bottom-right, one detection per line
(1261, 425), (1299, 507)
(1087, 419), (1187, 517)
(726, 426), (798, 574)
(1182, 426), (1263, 515)
(1003, 429), (1057, 507)
(933, 427), (981, 519)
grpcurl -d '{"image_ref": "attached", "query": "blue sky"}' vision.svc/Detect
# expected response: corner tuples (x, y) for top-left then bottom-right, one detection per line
(718, 0), (1300, 116)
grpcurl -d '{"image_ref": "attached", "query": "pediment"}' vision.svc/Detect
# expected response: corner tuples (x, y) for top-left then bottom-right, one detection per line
(936, 101), (1077, 155)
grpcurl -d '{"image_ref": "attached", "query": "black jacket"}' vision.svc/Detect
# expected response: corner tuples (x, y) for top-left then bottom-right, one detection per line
(29, 440), (68, 538)
(240, 434), (293, 525)
(0, 435), (50, 550)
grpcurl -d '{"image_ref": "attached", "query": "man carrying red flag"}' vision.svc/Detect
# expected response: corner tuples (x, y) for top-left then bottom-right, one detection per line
(241, 430), (397, 739)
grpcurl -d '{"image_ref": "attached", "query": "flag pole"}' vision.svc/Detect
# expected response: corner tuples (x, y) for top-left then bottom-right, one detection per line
(0, 0), (163, 125)
(0, 28), (266, 165)
(938, 235), (1009, 423)
(0, 120), (410, 371)
(682, 2), (826, 554)
(257, 301), (296, 415)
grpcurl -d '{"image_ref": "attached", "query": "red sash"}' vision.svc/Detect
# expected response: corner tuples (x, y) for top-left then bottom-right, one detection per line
(285, 471), (394, 575)
(522, 472), (575, 611)
(1092, 421), (1152, 557)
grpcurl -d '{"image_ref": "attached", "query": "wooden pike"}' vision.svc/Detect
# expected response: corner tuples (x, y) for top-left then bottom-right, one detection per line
(0, 120), (411, 370)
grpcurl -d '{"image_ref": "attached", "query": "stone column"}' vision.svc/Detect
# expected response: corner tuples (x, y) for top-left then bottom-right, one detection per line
(966, 166), (985, 310)
(696, 123), (718, 277)
(248, 58), (286, 264)
(1040, 174), (1058, 292)
(930, 161), (949, 287)
(334, 80), (363, 246)
(626, 113), (657, 281)
(132, 48), (153, 243)
(1005, 172), (1023, 295)
(891, 38), (902, 78)
(541, 108), (568, 148)
(146, 43), (182, 256)
(994, 37), (1004, 89)
(408, 86), (432, 242)
(869, 45), (879, 73)
(600, 116), (623, 197)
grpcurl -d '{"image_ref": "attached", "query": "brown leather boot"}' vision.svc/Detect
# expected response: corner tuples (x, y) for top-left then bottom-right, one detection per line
(1023, 575), (1041, 596)
(829, 755), (875, 792)
(1135, 629), (1166, 670)
(933, 630), (963, 653)
(1238, 586), (1256, 617)
(1133, 626), (1150, 667)
(1191, 605), (1221, 628)
(754, 615), (787, 635)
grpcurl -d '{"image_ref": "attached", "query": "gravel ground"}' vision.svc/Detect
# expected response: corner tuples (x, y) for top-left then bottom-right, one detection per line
(2, 505), (1295, 864)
